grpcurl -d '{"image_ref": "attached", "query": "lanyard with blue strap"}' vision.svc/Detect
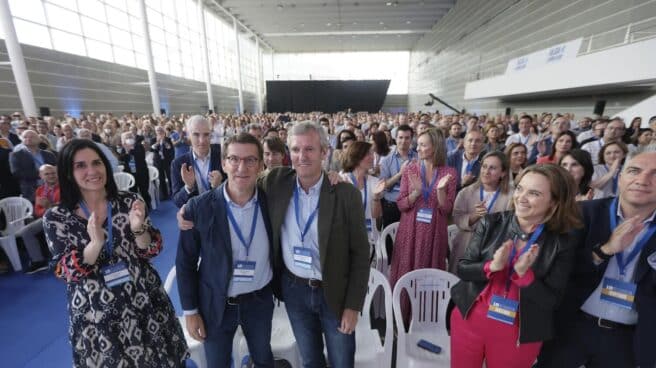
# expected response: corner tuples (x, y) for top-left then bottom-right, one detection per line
(609, 198), (656, 276)
(79, 201), (113, 256)
(604, 164), (620, 194)
(420, 161), (439, 204)
(192, 156), (211, 191)
(465, 155), (478, 174)
(224, 195), (259, 258)
(520, 134), (530, 146)
(391, 150), (415, 191)
(349, 173), (368, 211)
(294, 183), (319, 245)
(479, 185), (500, 212)
(505, 223), (544, 295)
(31, 151), (44, 168)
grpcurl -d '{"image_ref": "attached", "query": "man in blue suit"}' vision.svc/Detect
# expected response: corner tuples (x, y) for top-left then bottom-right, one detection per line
(176, 133), (275, 367)
(446, 129), (485, 190)
(9, 130), (57, 202)
(538, 151), (656, 368)
(170, 115), (224, 208)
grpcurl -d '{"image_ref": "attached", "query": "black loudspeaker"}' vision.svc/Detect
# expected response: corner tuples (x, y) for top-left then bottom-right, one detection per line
(593, 100), (606, 116)
(160, 108), (167, 116)
(505, 107), (511, 116)
(39, 107), (51, 117)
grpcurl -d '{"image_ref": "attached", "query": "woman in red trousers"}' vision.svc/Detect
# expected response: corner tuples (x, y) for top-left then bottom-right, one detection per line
(449, 164), (582, 368)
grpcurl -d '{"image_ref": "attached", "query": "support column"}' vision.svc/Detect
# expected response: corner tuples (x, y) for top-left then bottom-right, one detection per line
(0, 0), (37, 116)
(137, 0), (160, 116)
(255, 38), (263, 113)
(197, 0), (214, 113)
(233, 17), (244, 114)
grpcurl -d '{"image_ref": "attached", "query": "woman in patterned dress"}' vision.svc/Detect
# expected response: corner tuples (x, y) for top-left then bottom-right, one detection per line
(43, 139), (187, 368)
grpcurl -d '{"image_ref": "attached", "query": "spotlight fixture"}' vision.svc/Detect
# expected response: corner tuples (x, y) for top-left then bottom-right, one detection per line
(424, 100), (434, 106)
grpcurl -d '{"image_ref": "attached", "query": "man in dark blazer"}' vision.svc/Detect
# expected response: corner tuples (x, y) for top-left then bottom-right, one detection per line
(177, 133), (275, 367)
(151, 125), (174, 199)
(260, 121), (370, 368)
(538, 151), (656, 368)
(446, 129), (484, 190)
(9, 130), (57, 202)
(117, 131), (151, 209)
(170, 115), (223, 208)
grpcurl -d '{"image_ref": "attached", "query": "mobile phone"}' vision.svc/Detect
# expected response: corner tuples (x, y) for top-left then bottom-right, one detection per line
(417, 339), (442, 354)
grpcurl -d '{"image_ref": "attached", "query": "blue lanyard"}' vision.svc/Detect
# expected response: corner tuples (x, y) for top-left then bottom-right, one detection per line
(465, 155), (478, 174)
(520, 134), (530, 146)
(294, 184), (319, 244)
(604, 164), (619, 194)
(609, 198), (656, 276)
(505, 223), (545, 292)
(393, 150), (416, 172)
(479, 186), (501, 212)
(79, 201), (113, 256)
(31, 151), (44, 168)
(225, 195), (259, 258)
(192, 157), (210, 191)
(349, 173), (368, 211)
(420, 161), (439, 204)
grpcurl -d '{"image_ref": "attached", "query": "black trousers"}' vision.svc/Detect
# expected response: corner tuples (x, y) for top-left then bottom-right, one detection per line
(536, 312), (635, 368)
(381, 198), (401, 264)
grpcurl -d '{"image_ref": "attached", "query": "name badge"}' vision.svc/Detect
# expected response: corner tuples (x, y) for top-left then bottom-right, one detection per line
(129, 158), (136, 172)
(416, 208), (433, 223)
(487, 295), (519, 325)
(600, 277), (636, 309)
(101, 262), (131, 288)
(365, 219), (373, 232)
(293, 246), (313, 270)
(233, 261), (256, 283)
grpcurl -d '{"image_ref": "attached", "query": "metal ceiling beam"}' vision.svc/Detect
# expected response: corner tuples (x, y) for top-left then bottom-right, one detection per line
(204, 0), (275, 51)
(264, 29), (431, 37)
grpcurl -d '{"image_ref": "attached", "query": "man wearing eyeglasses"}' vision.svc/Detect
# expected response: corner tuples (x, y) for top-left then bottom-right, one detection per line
(176, 133), (275, 367)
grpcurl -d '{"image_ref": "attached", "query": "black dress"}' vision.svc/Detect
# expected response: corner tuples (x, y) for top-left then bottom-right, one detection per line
(43, 192), (188, 367)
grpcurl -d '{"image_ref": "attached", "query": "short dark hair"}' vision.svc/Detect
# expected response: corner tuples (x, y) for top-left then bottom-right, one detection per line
(222, 132), (264, 161)
(336, 130), (356, 150)
(341, 141), (372, 172)
(558, 149), (593, 196)
(263, 127), (278, 137)
(549, 131), (579, 159)
(262, 136), (286, 155)
(519, 115), (533, 123)
(58, 139), (118, 211)
(396, 124), (414, 137)
(319, 117), (329, 124)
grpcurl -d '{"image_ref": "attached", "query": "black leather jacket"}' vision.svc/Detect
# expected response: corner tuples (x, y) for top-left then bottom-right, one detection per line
(450, 211), (576, 343)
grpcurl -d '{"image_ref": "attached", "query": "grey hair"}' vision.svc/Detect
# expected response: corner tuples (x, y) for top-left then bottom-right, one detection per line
(287, 121), (330, 151)
(186, 115), (211, 131)
(77, 128), (92, 140)
(246, 123), (262, 131)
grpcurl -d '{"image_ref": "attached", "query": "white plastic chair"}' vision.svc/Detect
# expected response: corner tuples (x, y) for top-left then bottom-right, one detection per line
(116, 165), (124, 172)
(163, 266), (208, 368)
(235, 300), (302, 368)
(392, 268), (460, 368)
(0, 197), (34, 271)
(355, 268), (393, 368)
(375, 222), (398, 278)
(113, 172), (135, 191)
(147, 166), (159, 210)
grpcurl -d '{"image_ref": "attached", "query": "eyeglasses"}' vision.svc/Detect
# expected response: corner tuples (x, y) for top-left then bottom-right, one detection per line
(226, 155), (259, 168)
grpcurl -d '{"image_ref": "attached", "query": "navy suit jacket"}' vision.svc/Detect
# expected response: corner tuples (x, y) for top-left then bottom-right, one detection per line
(446, 149), (483, 189)
(552, 198), (656, 367)
(9, 149), (57, 202)
(170, 147), (223, 208)
(175, 184), (273, 338)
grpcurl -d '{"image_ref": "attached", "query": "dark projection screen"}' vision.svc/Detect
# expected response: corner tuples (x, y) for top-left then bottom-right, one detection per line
(266, 80), (391, 113)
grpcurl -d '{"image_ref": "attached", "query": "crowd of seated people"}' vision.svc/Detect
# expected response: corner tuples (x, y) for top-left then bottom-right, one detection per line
(1, 108), (655, 367)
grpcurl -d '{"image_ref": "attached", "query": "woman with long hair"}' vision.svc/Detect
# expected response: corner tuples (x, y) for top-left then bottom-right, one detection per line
(43, 140), (188, 367)
(559, 149), (594, 201)
(505, 143), (528, 187)
(537, 131), (578, 164)
(371, 130), (391, 176)
(590, 141), (628, 199)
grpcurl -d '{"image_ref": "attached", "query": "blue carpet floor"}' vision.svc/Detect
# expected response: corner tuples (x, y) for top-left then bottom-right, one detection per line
(0, 200), (188, 368)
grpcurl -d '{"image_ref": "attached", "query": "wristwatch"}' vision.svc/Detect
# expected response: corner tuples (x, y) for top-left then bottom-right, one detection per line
(592, 244), (613, 261)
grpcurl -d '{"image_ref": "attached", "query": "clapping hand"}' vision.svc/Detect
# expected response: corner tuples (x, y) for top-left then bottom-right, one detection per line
(208, 170), (222, 189)
(437, 173), (452, 191)
(514, 244), (539, 277)
(177, 205), (194, 231)
(602, 215), (644, 255)
(408, 173), (422, 194)
(86, 211), (105, 246)
(129, 199), (146, 232)
(489, 240), (513, 272)
(181, 163), (196, 188)
(373, 179), (386, 198)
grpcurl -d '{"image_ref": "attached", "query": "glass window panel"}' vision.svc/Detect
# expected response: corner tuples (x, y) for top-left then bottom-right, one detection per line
(46, 0), (77, 11)
(151, 41), (166, 59)
(9, 0), (46, 24)
(161, 0), (176, 18)
(165, 32), (179, 51)
(148, 24), (164, 44)
(126, 0), (139, 16)
(113, 46), (136, 66)
(104, 0), (127, 11)
(81, 16), (110, 42)
(86, 39), (113, 61)
(135, 52), (148, 69)
(106, 7), (129, 30)
(146, 6), (162, 28)
(51, 29), (86, 55)
(184, 65), (194, 80)
(45, 3), (82, 34)
(13, 19), (52, 48)
(154, 56), (169, 74)
(145, 0), (160, 8)
(129, 16), (142, 36)
(132, 35), (145, 52)
(110, 26), (133, 49)
(169, 62), (182, 77)
(78, 0), (106, 21)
